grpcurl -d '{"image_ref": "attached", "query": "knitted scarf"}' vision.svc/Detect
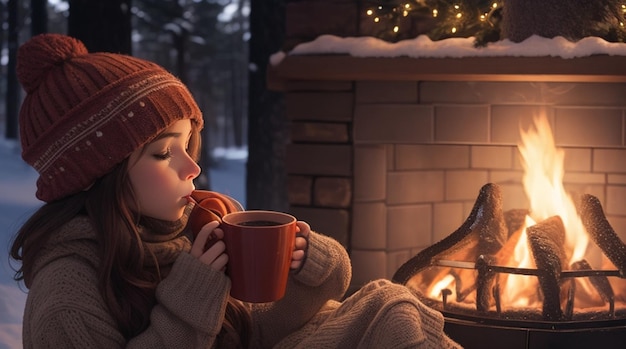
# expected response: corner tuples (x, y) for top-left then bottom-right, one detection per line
(137, 206), (194, 279)
(138, 191), (242, 276)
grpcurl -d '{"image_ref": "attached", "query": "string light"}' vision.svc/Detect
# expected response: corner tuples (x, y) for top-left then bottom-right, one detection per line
(365, 1), (626, 43)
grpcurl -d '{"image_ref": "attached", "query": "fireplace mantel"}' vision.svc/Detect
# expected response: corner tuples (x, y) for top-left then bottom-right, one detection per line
(269, 54), (626, 89)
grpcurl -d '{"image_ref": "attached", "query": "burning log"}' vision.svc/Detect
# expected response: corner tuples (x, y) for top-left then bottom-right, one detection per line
(503, 208), (529, 239)
(578, 194), (626, 276)
(393, 183), (508, 284)
(527, 215), (568, 321)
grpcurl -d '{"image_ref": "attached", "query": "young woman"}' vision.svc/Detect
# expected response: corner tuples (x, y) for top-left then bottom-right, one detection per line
(11, 33), (460, 348)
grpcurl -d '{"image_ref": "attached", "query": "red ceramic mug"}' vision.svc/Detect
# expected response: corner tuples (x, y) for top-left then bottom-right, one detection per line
(220, 210), (296, 303)
(187, 191), (296, 303)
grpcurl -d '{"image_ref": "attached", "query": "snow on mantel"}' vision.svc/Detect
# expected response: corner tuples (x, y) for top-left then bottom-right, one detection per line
(268, 35), (626, 89)
(284, 35), (626, 59)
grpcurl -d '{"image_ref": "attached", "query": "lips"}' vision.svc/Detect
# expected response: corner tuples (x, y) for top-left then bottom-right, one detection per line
(185, 194), (197, 205)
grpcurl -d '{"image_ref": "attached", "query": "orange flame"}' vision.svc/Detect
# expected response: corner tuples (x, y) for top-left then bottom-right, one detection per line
(429, 274), (456, 299)
(499, 113), (591, 308)
(518, 114), (588, 264)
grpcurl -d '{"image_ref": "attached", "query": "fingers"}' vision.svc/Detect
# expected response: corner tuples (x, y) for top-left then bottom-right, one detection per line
(190, 221), (220, 257)
(291, 221), (310, 270)
(290, 249), (306, 269)
(199, 240), (229, 271)
(291, 226), (308, 270)
(296, 220), (310, 238)
(211, 226), (225, 240)
(190, 221), (229, 271)
(294, 221), (308, 252)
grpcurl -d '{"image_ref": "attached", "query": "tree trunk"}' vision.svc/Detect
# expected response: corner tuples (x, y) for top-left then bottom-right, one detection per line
(246, 0), (287, 211)
(4, 0), (19, 140)
(68, 0), (132, 54)
(171, 29), (188, 84)
(231, 1), (247, 148)
(31, 0), (48, 35)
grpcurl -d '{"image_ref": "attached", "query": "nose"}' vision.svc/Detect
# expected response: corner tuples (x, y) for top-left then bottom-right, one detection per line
(182, 153), (201, 181)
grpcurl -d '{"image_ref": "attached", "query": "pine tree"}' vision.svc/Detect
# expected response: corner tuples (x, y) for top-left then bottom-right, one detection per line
(502, 0), (626, 43)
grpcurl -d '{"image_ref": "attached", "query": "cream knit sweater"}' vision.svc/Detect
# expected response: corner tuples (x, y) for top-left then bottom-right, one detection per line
(22, 215), (460, 348)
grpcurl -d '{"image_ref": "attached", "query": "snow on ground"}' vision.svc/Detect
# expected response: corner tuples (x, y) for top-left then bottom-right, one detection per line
(0, 138), (38, 349)
(0, 137), (246, 348)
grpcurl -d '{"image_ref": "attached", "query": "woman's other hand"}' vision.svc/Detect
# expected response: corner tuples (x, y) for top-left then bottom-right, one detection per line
(291, 221), (310, 270)
(190, 221), (228, 271)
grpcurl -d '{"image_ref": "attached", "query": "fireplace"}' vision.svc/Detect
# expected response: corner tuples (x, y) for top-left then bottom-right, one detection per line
(392, 181), (626, 348)
(269, 54), (626, 285)
(268, 53), (626, 347)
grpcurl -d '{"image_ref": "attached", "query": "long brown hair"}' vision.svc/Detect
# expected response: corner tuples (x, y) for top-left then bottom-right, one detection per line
(10, 120), (251, 346)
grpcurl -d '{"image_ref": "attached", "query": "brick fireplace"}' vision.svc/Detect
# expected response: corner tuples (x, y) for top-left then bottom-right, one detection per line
(269, 54), (626, 292)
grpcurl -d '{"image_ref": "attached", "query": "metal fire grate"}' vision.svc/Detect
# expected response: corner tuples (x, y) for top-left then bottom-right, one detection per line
(433, 258), (621, 320)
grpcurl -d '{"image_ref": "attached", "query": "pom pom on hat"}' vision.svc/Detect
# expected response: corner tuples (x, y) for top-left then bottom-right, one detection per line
(17, 34), (88, 94)
(17, 33), (204, 202)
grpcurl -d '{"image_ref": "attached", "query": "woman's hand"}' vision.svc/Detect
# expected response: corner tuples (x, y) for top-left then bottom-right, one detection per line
(190, 220), (228, 271)
(291, 221), (310, 270)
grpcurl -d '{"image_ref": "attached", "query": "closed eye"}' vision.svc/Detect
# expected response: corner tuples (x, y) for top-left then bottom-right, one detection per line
(153, 148), (172, 160)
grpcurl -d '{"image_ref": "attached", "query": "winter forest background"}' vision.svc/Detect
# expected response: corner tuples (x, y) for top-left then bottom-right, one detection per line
(0, 1), (283, 347)
(1, 0), (291, 211)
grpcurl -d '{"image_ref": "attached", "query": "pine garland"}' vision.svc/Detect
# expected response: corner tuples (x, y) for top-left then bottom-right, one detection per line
(364, 0), (626, 46)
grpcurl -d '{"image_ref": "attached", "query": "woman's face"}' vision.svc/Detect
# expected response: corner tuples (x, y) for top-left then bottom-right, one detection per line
(128, 119), (201, 221)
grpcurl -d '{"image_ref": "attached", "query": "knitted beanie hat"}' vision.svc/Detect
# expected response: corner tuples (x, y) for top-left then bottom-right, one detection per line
(17, 34), (203, 202)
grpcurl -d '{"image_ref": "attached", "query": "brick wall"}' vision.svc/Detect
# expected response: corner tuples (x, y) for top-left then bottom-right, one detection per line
(284, 78), (626, 292)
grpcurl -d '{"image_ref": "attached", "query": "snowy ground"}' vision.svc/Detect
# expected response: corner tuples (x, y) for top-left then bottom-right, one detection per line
(0, 137), (246, 349)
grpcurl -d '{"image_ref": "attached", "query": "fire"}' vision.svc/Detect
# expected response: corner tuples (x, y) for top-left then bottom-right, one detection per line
(500, 113), (590, 308)
(518, 115), (588, 264)
(413, 112), (622, 317)
(502, 216), (536, 307)
(429, 274), (456, 299)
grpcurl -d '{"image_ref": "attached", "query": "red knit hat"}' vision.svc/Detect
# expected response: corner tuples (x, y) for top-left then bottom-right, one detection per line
(17, 34), (204, 202)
